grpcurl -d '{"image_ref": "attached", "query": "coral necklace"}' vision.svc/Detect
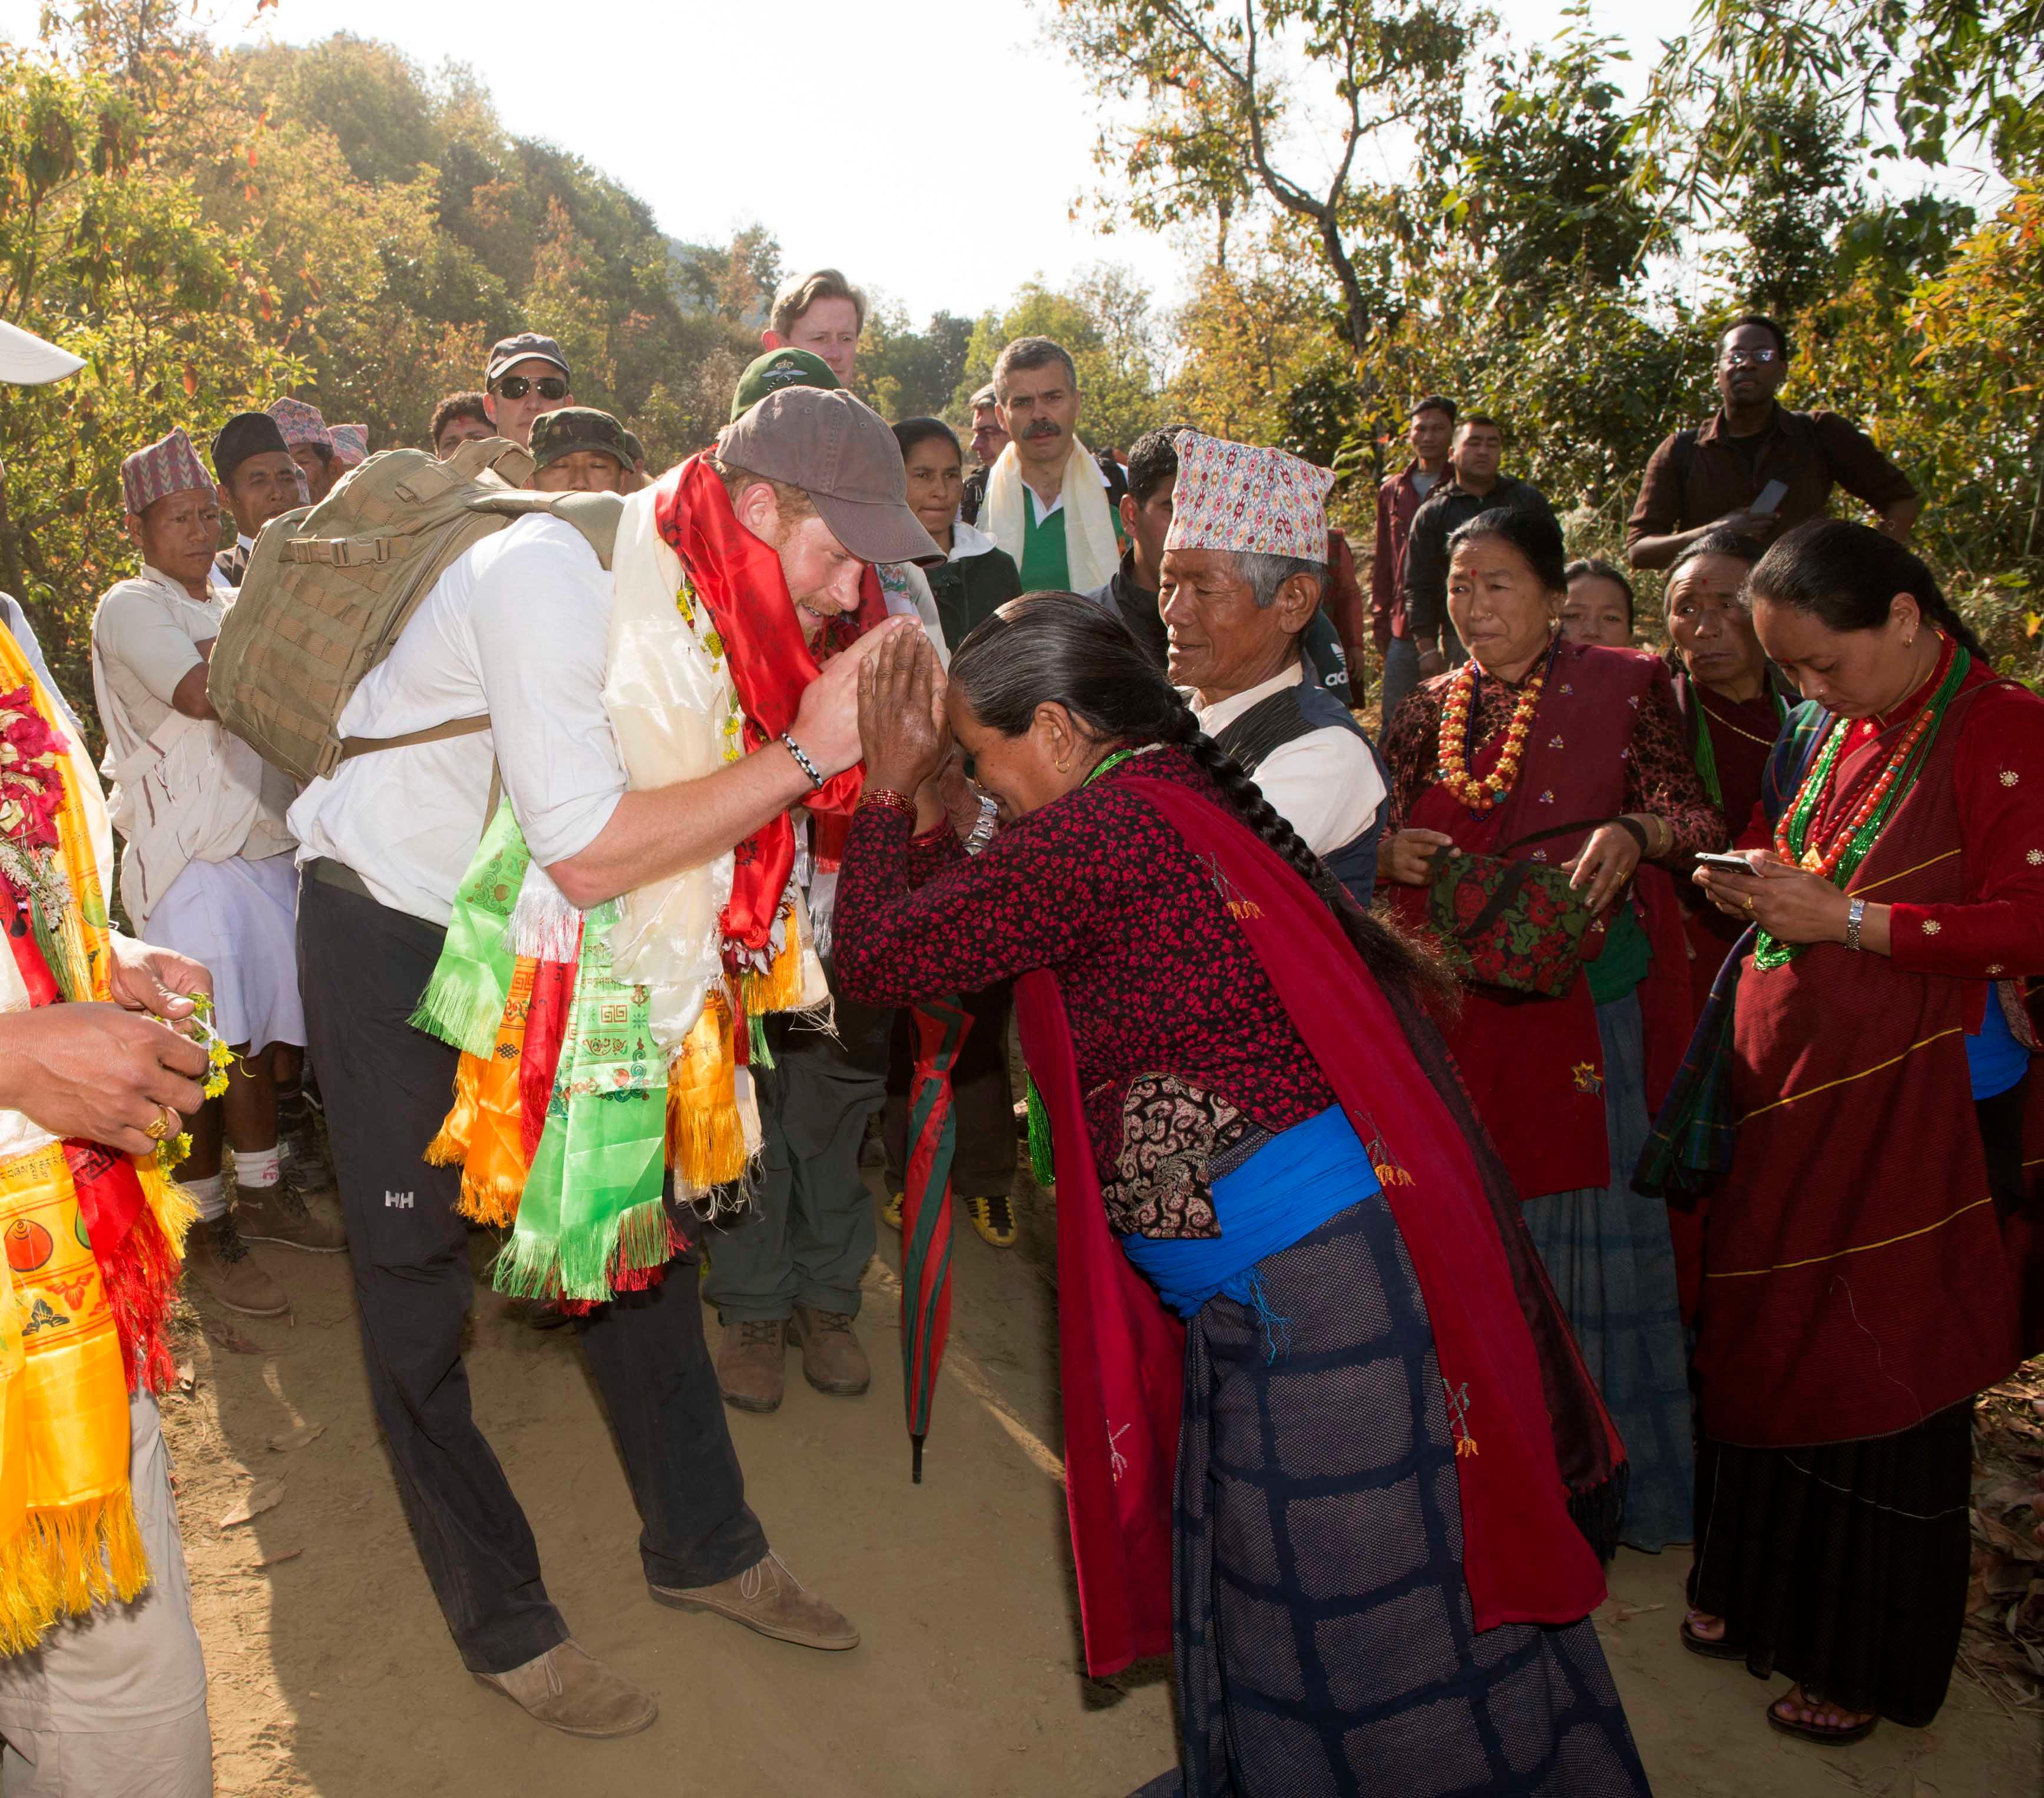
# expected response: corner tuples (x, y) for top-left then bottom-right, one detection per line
(1755, 636), (1968, 970)
(1436, 653), (1547, 812)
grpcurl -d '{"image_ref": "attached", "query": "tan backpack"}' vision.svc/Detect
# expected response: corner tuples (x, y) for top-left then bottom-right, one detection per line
(207, 436), (625, 784)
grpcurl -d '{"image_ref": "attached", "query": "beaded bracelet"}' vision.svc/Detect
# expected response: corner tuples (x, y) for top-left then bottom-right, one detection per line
(858, 788), (917, 820)
(780, 731), (825, 790)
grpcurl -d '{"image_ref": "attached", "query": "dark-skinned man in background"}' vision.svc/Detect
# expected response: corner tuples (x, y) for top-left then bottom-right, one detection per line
(1626, 314), (1919, 570)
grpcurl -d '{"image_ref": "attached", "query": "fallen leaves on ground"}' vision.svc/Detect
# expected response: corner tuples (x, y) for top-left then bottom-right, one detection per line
(1967, 1360), (2044, 1709)
(218, 1478), (285, 1529)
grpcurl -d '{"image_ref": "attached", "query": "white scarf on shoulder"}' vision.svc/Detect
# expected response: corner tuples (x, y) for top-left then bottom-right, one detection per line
(980, 437), (1119, 592)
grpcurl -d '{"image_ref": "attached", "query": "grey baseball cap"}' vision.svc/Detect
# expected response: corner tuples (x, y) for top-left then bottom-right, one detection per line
(717, 386), (942, 567)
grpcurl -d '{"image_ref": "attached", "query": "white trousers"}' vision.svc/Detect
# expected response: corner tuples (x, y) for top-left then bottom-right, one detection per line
(143, 852), (305, 1051)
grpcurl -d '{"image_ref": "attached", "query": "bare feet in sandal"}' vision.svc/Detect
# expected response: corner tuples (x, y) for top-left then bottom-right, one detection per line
(1685, 1608), (1725, 1642)
(1767, 1684), (1877, 1744)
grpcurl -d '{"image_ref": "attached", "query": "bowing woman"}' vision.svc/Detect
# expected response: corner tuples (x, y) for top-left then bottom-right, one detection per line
(833, 591), (1647, 1798)
(1377, 506), (1728, 1554)
(1659, 520), (2044, 1745)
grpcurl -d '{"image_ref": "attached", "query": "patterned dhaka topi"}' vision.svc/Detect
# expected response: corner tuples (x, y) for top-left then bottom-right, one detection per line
(118, 429), (212, 517)
(1163, 431), (1334, 564)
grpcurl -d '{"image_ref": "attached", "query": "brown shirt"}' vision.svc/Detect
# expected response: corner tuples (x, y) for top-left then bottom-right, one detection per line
(1625, 405), (1916, 554)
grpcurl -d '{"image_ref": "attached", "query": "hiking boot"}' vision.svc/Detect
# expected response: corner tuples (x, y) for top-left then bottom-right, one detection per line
(187, 1215), (288, 1317)
(473, 1639), (657, 1738)
(650, 1552), (859, 1651)
(965, 1192), (1019, 1249)
(236, 1172), (347, 1254)
(717, 1318), (787, 1413)
(789, 1304), (869, 1397)
(278, 1129), (338, 1205)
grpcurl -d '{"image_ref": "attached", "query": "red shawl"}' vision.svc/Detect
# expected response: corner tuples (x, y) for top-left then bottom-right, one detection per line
(653, 455), (888, 950)
(1702, 672), (2028, 1445)
(1018, 776), (1609, 1678)
(1392, 644), (1691, 1198)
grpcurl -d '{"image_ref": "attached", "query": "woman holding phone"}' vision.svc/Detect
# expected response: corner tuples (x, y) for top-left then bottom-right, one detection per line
(1378, 506), (1728, 1554)
(1651, 519), (2043, 1745)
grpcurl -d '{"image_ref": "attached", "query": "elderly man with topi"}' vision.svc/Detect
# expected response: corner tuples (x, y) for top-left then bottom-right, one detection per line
(1162, 432), (1387, 905)
(92, 430), (342, 1324)
(285, 385), (932, 1737)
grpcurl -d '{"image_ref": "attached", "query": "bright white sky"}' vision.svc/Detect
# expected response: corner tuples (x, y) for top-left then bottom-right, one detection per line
(5, 0), (1701, 324)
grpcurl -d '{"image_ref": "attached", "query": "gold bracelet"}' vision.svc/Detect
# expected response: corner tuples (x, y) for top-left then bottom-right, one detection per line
(858, 788), (916, 819)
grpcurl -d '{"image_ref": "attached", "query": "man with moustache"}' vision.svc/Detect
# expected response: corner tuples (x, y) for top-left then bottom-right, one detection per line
(975, 336), (1125, 594)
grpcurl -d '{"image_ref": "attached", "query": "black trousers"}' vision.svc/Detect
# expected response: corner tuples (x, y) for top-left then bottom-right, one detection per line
(297, 871), (766, 1674)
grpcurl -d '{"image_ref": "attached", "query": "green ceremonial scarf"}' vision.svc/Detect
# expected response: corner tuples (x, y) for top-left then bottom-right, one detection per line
(411, 801), (528, 1057)
(494, 904), (670, 1302)
(418, 810), (672, 1303)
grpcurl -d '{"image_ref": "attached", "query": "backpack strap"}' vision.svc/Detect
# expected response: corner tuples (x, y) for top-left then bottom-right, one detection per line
(338, 715), (491, 759)
(465, 489), (626, 569)
(1669, 428), (1700, 518)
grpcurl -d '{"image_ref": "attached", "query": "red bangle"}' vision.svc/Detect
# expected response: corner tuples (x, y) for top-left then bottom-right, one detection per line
(859, 789), (916, 819)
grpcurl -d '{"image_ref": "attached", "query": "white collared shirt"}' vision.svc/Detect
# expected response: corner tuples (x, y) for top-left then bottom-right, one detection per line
(1189, 662), (1385, 857)
(287, 515), (625, 927)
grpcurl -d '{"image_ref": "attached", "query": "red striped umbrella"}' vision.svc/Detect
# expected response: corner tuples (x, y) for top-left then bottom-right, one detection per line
(901, 995), (973, 1482)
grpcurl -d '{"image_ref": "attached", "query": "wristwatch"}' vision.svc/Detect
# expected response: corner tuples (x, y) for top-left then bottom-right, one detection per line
(1845, 895), (1867, 952)
(964, 793), (998, 856)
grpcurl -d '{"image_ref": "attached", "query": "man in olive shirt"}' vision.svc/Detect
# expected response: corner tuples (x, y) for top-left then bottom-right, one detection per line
(1626, 314), (1919, 570)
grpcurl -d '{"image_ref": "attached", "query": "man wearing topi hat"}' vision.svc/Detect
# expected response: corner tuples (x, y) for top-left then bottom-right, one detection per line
(267, 395), (338, 505)
(1160, 431), (1388, 904)
(92, 430), (344, 1322)
(282, 384), (935, 1735)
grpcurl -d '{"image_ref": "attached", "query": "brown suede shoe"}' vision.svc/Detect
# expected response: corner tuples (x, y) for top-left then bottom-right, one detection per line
(789, 1304), (869, 1396)
(236, 1174), (348, 1253)
(474, 1639), (657, 1738)
(187, 1215), (288, 1317)
(717, 1318), (787, 1413)
(650, 1553), (859, 1651)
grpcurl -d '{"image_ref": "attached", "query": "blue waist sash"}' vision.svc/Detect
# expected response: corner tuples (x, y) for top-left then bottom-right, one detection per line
(1118, 1104), (1381, 1318)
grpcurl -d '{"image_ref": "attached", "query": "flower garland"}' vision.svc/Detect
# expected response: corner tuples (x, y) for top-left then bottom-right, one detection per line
(1436, 659), (1544, 812)
(1754, 638), (1969, 970)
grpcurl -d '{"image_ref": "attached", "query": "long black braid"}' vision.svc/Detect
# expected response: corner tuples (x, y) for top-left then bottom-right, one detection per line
(950, 590), (1455, 1011)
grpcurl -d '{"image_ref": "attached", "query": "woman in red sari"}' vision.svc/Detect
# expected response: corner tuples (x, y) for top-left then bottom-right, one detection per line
(1662, 520), (2043, 1744)
(1378, 507), (1727, 1554)
(834, 591), (1645, 1798)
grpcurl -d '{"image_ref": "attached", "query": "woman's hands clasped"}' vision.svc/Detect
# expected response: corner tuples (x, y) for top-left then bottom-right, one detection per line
(857, 624), (950, 797)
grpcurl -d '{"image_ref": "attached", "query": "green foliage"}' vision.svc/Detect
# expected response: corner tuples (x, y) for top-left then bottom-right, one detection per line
(854, 306), (974, 422)
(0, 7), (768, 719)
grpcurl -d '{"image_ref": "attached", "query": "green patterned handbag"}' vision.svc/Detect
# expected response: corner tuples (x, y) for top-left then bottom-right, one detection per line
(1425, 821), (1610, 998)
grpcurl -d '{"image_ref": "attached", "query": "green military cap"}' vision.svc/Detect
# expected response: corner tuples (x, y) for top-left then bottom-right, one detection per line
(621, 428), (646, 468)
(530, 406), (631, 472)
(729, 347), (841, 423)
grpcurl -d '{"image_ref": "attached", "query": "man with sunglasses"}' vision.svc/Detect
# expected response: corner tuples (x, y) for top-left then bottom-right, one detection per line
(482, 332), (576, 448)
(1626, 313), (1918, 570)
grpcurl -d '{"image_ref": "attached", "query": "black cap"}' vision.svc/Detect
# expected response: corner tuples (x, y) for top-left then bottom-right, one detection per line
(485, 332), (570, 388)
(211, 411), (292, 485)
(530, 407), (631, 473)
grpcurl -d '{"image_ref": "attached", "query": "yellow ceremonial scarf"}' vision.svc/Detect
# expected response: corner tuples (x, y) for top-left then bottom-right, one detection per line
(0, 626), (178, 1651)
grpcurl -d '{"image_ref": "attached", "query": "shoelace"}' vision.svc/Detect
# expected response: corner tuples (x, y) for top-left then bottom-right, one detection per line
(737, 1552), (803, 1601)
(211, 1213), (253, 1264)
(981, 1194), (1016, 1235)
(807, 1310), (855, 1334)
(739, 1320), (783, 1347)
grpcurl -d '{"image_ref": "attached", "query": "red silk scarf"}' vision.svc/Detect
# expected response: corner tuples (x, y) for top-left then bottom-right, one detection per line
(653, 455), (887, 950)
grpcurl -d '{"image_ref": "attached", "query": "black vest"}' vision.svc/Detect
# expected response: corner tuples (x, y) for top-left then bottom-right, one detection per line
(1210, 678), (1386, 906)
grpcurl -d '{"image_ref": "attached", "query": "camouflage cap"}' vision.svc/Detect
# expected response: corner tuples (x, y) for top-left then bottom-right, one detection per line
(529, 406), (630, 473)
(729, 347), (840, 423)
(621, 429), (646, 468)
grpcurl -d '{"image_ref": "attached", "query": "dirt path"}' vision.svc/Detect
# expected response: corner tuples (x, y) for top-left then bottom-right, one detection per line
(166, 1171), (2041, 1797)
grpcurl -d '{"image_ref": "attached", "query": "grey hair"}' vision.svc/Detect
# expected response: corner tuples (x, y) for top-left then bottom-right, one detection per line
(991, 336), (1078, 400)
(1232, 551), (1324, 610)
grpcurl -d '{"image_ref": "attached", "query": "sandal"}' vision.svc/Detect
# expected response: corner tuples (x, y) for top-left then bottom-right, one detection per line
(1765, 1686), (1877, 1746)
(1679, 1609), (1745, 1661)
